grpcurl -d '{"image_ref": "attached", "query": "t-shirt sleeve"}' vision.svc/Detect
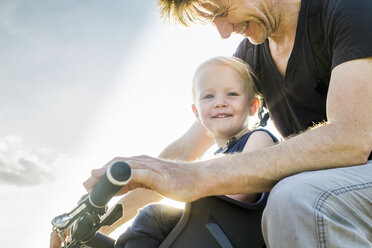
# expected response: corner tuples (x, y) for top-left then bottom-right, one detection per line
(327, 0), (372, 69)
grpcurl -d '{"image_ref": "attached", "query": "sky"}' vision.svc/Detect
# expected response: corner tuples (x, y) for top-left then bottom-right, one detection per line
(0, 1), (278, 247)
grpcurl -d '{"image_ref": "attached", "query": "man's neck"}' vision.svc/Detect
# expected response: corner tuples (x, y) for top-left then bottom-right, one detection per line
(269, 0), (301, 46)
(267, 0), (301, 77)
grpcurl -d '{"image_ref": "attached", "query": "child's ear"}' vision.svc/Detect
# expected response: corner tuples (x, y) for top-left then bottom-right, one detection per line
(192, 104), (200, 120)
(249, 98), (260, 116)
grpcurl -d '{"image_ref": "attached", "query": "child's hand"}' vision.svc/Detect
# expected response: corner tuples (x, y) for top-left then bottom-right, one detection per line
(49, 228), (70, 248)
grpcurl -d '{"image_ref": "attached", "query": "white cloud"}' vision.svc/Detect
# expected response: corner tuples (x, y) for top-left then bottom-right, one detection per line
(0, 135), (65, 187)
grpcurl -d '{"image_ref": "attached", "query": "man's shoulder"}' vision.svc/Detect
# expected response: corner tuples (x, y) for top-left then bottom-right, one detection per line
(321, 0), (371, 21)
(320, 0), (372, 68)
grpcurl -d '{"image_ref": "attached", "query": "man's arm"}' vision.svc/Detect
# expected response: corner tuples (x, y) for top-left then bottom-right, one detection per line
(125, 58), (372, 202)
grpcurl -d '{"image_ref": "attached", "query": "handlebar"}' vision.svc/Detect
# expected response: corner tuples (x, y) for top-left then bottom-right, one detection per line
(52, 161), (131, 248)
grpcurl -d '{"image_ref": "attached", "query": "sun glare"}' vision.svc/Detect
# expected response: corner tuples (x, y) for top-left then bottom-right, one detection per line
(160, 198), (186, 209)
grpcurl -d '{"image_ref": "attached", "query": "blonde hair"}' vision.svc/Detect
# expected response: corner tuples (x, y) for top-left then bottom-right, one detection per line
(192, 56), (260, 103)
(157, 0), (223, 26)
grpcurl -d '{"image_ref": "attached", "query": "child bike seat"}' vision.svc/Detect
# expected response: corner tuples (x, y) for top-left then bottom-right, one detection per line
(159, 193), (268, 248)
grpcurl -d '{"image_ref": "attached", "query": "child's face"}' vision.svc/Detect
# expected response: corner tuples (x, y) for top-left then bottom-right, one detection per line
(192, 64), (254, 139)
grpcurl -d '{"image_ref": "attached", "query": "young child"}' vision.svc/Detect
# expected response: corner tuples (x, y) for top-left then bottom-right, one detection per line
(115, 56), (278, 248)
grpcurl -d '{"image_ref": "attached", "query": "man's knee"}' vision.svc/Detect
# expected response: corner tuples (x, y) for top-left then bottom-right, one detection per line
(261, 172), (322, 246)
(270, 172), (319, 205)
(262, 172), (322, 228)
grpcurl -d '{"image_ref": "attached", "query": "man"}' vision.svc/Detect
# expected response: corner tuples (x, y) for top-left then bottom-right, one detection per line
(82, 0), (372, 247)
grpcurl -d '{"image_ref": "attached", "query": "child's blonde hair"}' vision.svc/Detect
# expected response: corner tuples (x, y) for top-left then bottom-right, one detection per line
(192, 56), (260, 104)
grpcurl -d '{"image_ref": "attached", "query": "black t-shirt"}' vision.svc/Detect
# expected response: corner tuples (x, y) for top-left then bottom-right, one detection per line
(234, 0), (372, 138)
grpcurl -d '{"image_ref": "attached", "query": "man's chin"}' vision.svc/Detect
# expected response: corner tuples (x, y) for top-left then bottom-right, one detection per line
(244, 24), (268, 45)
(246, 34), (267, 45)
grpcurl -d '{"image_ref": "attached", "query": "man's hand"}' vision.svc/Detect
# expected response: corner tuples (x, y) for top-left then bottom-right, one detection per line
(127, 155), (205, 202)
(83, 156), (204, 202)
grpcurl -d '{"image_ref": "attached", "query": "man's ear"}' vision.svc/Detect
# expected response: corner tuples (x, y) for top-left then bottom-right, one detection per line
(249, 98), (260, 116)
(192, 104), (200, 120)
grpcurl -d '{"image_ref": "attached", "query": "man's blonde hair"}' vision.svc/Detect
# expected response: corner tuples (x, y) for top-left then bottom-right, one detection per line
(157, 0), (222, 26)
(192, 56), (260, 103)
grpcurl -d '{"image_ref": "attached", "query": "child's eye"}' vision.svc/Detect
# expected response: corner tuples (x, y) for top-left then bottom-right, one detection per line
(227, 92), (239, 96)
(203, 94), (214, 99)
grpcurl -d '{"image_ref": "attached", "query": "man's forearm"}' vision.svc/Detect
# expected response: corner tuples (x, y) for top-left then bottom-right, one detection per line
(199, 122), (370, 197)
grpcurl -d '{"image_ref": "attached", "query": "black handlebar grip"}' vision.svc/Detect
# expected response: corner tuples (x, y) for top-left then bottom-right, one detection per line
(89, 161), (131, 208)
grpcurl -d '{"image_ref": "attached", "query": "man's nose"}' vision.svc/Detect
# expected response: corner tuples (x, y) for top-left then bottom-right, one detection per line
(213, 17), (233, 39)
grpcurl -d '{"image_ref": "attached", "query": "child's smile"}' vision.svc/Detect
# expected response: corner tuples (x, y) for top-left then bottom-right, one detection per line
(212, 113), (233, 118)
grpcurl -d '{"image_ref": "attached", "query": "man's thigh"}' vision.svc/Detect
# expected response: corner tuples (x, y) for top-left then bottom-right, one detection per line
(262, 161), (372, 248)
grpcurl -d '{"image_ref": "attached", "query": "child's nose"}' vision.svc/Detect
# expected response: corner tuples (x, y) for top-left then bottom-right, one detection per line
(214, 97), (228, 108)
(213, 17), (233, 39)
